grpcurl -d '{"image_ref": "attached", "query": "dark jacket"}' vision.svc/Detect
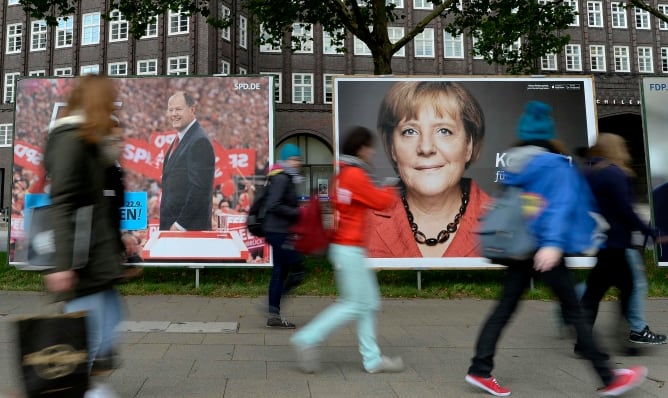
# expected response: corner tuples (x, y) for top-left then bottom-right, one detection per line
(44, 116), (124, 300)
(262, 167), (300, 234)
(583, 157), (655, 249)
(159, 120), (215, 230)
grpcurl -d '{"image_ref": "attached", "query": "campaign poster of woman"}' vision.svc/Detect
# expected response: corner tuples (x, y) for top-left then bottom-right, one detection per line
(335, 76), (596, 265)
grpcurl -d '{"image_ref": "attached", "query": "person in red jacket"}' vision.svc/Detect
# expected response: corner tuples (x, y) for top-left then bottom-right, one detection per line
(290, 126), (406, 374)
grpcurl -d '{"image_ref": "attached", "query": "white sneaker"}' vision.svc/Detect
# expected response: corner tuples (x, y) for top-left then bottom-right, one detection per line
(366, 356), (405, 374)
(84, 383), (120, 398)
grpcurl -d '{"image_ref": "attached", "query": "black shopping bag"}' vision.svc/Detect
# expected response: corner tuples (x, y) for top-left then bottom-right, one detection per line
(16, 311), (89, 398)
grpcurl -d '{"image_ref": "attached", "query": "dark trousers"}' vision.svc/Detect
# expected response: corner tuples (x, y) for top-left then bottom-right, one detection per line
(265, 232), (304, 316)
(579, 248), (633, 342)
(468, 259), (614, 386)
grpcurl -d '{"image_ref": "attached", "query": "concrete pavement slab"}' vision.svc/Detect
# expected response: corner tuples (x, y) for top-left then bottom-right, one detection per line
(0, 291), (667, 397)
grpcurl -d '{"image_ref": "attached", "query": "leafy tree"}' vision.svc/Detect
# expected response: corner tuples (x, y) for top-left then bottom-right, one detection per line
(20, 0), (576, 74)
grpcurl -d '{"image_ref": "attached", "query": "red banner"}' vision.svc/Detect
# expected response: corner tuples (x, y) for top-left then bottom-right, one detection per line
(120, 137), (162, 181)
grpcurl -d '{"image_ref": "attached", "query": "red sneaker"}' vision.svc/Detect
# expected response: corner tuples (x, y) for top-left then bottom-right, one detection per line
(465, 374), (511, 396)
(598, 366), (647, 396)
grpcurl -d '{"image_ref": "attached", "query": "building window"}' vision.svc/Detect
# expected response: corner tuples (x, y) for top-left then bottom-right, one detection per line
(564, 0), (579, 26)
(638, 47), (653, 73)
(80, 65), (99, 75)
(388, 0), (404, 7)
(168, 9), (189, 35)
(239, 67), (247, 74)
(589, 45), (606, 72)
(143, 16), (158, 38)
(260, 25), (281, 52)
(324, 74), (342, 104)
(82, 13), (100, 45)
(414, 28), (434, 57)
(109, 10), (128, 42)
(108, 62), (128, 76)
(541, 53), (558, 71)
(471, 34), (485, 59)
(56, 17), (73, 48)
(167, 56), (188, 75)
(221, 5), (231, 40)
(661, 47), (668, 73)
(635, 7), (650, 29)
(239, 16), (248, 49)
(54, 67), (72, 76)
(0, 124), (12, 147)
(354, 36), (371, 55)
(4, 72), (20, 103)
(31, 21), (47, 51)
(614, 46), (630, 72)
(8, 0), (19, 5)
(413, 0), (433, 10)
(565, 44), (582, 71)
(292, 73), (313, 104)
(611, 3), (627, 28)
(388, 27), (405, 57)
(220, 60), (230, 75)
(260, 72), (282, 103)
(137, 59), (158, 75)
(660, 5), (668, 30)
(587, 1), (603, 28)
(6, 24), (22, 54)
(444, 31), (464, 58)
(323, 29), (343, 55)
(28, 70), (46, 76)
(292, 24), (313, 53)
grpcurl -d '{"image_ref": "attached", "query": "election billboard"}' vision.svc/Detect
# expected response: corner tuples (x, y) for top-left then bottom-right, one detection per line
(641, 77), (668, 266)
(335, 76), (597, 268)
(10, 76), (273, 267)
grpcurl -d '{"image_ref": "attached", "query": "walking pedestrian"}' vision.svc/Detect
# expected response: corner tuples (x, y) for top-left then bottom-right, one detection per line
(290, 126), (405, 374)
(465, 101), (647, 397)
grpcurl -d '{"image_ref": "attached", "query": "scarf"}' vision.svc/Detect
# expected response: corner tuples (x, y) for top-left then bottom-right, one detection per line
(339, 154), (383, 188)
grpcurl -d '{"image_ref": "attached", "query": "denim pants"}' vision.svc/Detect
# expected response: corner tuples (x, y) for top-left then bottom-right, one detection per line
(291, 243), (383, 371)
(265, 232), (303, 316)
(469, 259), (613, 385)
(573, 248), (645, 332)
(64, 288), (124, 371)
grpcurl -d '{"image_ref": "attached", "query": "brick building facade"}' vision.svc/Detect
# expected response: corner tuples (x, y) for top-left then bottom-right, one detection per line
(1, 0), (663, 208)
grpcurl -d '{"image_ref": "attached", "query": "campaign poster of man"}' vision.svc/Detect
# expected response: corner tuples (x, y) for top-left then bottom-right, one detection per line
(10, 76), (273, 265)
(641, 77), (668, 266)
(335, 76), (597, 266)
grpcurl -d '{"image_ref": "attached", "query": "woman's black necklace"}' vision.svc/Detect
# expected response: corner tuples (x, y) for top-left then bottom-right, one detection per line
(401, 179), (470, 246)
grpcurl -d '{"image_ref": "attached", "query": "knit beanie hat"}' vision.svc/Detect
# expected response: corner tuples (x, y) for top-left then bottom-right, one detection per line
(517, 101), (555, 141)
(279, 143), (301, 161)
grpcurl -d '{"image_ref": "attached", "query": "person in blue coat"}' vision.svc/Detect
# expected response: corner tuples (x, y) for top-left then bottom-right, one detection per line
(465, 101), (647, 397)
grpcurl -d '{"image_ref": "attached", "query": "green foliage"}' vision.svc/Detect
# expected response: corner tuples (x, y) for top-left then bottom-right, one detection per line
(3, 252), (668, 300)
(445, 0), (574, 74)
(19, 0), (231, 38)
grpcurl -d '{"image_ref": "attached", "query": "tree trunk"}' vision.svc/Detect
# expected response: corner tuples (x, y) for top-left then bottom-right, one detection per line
(372, 48), (393, 75)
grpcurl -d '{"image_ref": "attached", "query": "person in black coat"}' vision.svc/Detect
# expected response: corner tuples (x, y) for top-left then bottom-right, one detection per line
(159, 91), (215, 231)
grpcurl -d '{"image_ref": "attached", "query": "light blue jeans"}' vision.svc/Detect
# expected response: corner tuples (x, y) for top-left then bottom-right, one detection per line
(64, 288), (124, 370)
(575, 248), (647, 332)
(290, 243), (383, 371)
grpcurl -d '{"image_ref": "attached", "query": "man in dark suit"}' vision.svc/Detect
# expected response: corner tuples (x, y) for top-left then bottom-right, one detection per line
(159, 91), (215, 231)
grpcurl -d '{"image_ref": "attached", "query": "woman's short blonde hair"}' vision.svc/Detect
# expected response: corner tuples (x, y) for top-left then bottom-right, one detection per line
(377, 81), (485, 172)
(588, 132), (634, 176)
(64, 74), (118, 144)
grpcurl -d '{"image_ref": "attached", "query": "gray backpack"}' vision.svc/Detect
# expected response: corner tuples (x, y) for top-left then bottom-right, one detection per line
(476, 186), (537, 263)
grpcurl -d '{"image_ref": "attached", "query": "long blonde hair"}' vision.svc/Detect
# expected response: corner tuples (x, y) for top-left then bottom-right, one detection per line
(588, 132), (634, 176)
(64, 75), (118, 144)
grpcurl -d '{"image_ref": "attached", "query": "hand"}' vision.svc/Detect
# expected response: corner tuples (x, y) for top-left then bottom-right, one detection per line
(655, 235), (668, 244)
(43, 270), (77, 293)
(533, 247), (563, 272)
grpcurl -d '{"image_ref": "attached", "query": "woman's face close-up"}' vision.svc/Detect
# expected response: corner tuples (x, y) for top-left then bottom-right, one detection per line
(391, 95), (472, 199)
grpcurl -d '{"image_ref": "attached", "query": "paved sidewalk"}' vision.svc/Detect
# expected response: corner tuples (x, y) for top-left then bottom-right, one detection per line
(1, 291), (667, 397)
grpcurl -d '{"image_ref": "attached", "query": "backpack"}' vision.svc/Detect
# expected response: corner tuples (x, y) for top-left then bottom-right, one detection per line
(246, 180), (269, 237)
(476, 186), (537, 262)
